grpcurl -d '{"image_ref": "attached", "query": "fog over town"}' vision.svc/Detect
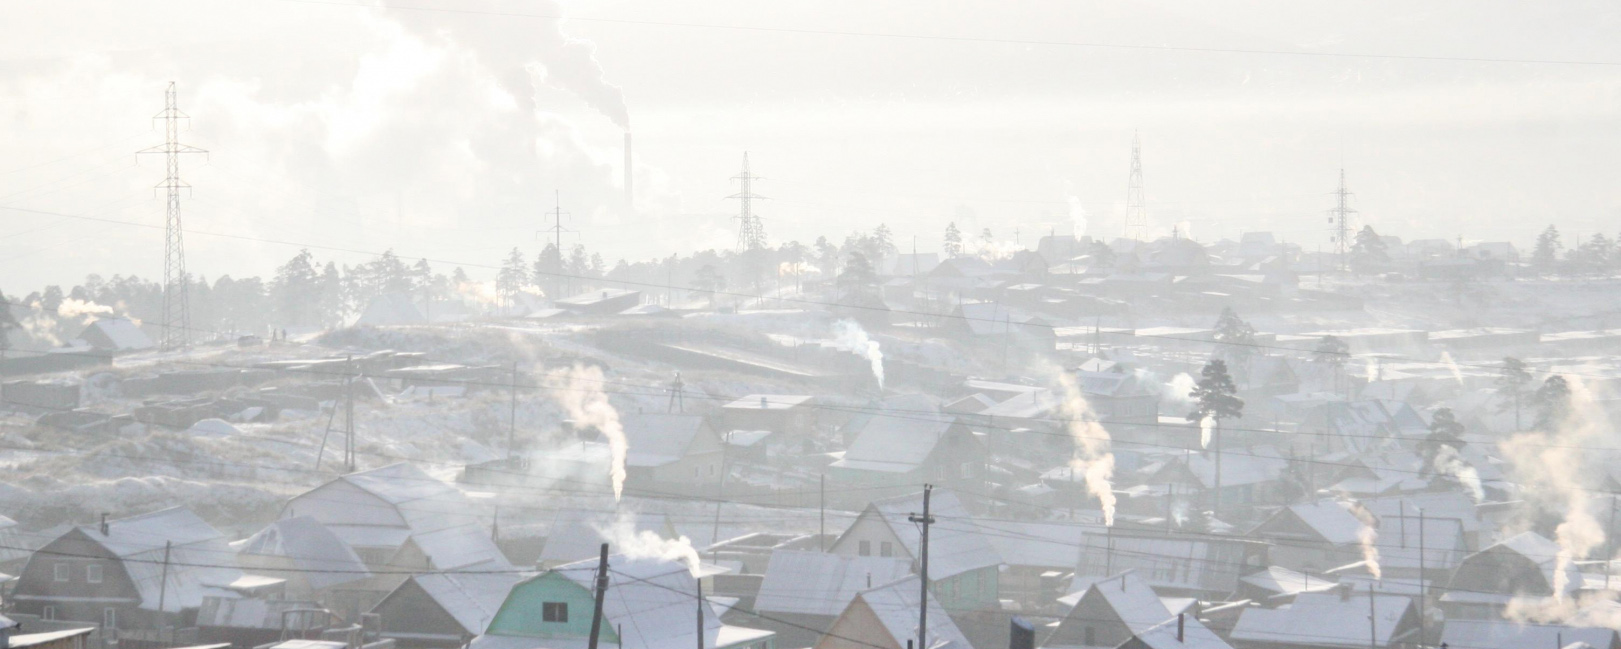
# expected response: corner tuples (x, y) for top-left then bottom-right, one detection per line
(3, 4), (1621, 649)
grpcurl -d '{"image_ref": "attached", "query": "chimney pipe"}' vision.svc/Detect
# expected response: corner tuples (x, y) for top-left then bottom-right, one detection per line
(623, 132), (633, 208)
(1009, 616), (1034, 649)
(1177, 613), (1185, 643)
(99, 513), (109, 536)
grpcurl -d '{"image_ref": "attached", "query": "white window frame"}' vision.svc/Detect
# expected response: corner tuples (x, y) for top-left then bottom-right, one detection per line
(103, 607), (117, 630)
(42, 606), (56, 621)
(87, 563), (104, 584)
(53, 563), (69, 582)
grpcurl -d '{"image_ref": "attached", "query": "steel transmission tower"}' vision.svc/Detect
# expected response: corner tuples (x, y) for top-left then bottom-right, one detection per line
(1327, 169), (1356, 272)
(728, 153), (767, 251)
(139, 82), (208, 350)
(1124, 132), (1147, 240)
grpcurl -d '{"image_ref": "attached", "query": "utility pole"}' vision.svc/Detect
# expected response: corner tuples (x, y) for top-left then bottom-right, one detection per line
(1327, 169), (1356, 274)
(908, 485), (935, 649)
(696, 579), (705, 649)
(1124, 131), (1147, 240)
(138, 82), (207, 351)
(539, 191), (572, 301)
(728, 153), (767, 252)
(508, 362), (519, 462)
(1367, 583), (1377, 649)
(1608, 492), (1618, 590)
(668, 372), (685, 413)
(1417, 504), (1426, 647)
(587, 543), (610, 649)
(819, 474), (826, 551)
(156, 540), (172, 628)
(344, 355), (356, 473)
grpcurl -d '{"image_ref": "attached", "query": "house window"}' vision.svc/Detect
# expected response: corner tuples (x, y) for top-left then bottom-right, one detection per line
(54, 563), (69, 582)
(880, 542), (893, 558)
(103, 607), (117, 630)
(87, 564), (104, 584)
(542, 602), (568, 623)
(858, 540), (871, 556)
(1083, 627), (1095, 646)
(42, 607), (56, 621)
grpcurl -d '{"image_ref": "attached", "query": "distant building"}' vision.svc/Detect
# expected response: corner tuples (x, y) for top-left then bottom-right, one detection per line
(1229, 589), (1420, 649)
(814, 575), (972, 649)
(555, 288), (641, 315)
(370, 572), (524, 648)
(619, 413), (726, 495)
(827, 489), (1001, 612)
(746, 550), (912, 649)
(75, 317), (153, 353)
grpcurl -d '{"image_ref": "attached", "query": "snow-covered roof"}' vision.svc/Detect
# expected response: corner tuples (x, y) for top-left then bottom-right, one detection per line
(1127, 614), (1234, 649)
(864, 489), (1000, 578)
(234, 516), (370, 590)
(551, 555), (718, 649)
(1230, 592), (1414, 648)
(852, 575), (972, 649)
(833, 410), (959, 474)
(1056, 571), (1176, 641)
(1239, 566), (1339, 596)
(1440, 620), (1617, 649)
(723, 395), (813, 410)
(78, 507), (242, 612)
(753, 550), (912, 617)
(412, 522), (512, 571)
(79, 317), (154, 351)
(621, 413), (713, 468)
(1264, 499), (1366, 546)
(973, 519), (1087, 569)
(410, 571), (525, 635)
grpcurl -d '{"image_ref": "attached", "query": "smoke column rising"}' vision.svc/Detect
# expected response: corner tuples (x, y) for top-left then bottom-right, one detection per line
(1055, 369), (1116, 525)
(833, 319), (884, 389)
(549, 365), (627, 500)
(1348, 501), (1382, 579)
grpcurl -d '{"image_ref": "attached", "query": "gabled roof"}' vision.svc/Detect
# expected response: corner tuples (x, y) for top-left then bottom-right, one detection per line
(79, 317), (154, 351)
(973, 519), (1087, 569)
(235, 516), (370, 590)
(621, 413), (714, 467)
(851, 575), (972, 649)
(75, 507), (241, 612)
(336, 462), (479, 534)
(753, 550), (912, 617)
(1126, 613), (1233, 649)
(1440, 620), (1617, 649)
(409, 571), (525, 635)
(1239, 566), (1339, 597)
(411, 523), (512, 571)
(1230, 592), (1415, 648)
(1259, 500), (1366, 546)
(863, 490), (1000, 579)
(552, 555), (719, 649)
(833, 409), (960, 474)
(1061, 571), (1174, 637)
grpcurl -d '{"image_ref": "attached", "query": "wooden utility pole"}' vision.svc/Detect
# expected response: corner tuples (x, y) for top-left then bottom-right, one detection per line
(696, 579), (706, 649)
(508, 362), (519, 461)
(587, 543), (610, 649)
(156, 540), (173, 627)
(908, 485), (935, 649)
(819, 474), (826, 551)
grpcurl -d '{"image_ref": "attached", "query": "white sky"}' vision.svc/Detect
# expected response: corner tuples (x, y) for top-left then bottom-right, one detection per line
(2, 0), (1619, 288)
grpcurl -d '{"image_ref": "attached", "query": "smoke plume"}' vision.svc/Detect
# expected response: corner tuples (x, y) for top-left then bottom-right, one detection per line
(596, 511), (702, 575)
(1199, 415), (1214, 450)
(832, 319), (884, 389)
(549, 364), (627, 500)
(1054, 368), (1116, 525)
(55, 298), (114, 319)
(1501, 375), (1607, 600)
(1433, 444), (1484, 503)
(1348, 500), (1382, 579)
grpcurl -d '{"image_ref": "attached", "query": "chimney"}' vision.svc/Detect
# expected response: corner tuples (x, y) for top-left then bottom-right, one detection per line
(1008, 616), (1034, 649)
(1339, 582), (1353, 602)
(1177, 613), (1185, 643)
(623, 132), (633, 207)
(99, 513), (109, 536)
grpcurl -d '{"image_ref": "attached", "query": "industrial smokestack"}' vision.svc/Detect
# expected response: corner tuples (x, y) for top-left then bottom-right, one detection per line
(623, 132), (633, 208)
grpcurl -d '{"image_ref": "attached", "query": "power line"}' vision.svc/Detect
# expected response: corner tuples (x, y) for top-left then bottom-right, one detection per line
(265, 0), (1621, 68)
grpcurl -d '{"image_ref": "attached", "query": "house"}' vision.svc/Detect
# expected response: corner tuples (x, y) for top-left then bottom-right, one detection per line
(720, 395), (816, 438)
(1117, 614), (1233, 649)
(280, 463), (483, 568)
(1074, 371), (1160, 424)
(619, 413), (726, 494)
(1228, 589), (1420, 649)
(973, 519), (1090, 612)
(1044, 571), (1186, 649)
(232, 516), (373, 618)
(11, 508), (243, 631)
(1248, 500), (1371, 575)
(830, 398), (985, 496)
(194, 597), (336, 649)
(555, 288), (642, 315)
(370, 572), (525, 648)
(473, 555), (773, 649)
(746, 550), (912, 649)
(356, 293), (427, 326)
(76, 317), (153, 353)
(1234, 566), (1339, 603)
(1073, 529), (1265, 598)
(1149, 446), (1290, 514)
(828, 489), (1002, 611)
(814, 575), (972, 649)
(945, 303), (1056, 352)
(1441, 530), (1572, 620)
(1439, 620), (1619, 649)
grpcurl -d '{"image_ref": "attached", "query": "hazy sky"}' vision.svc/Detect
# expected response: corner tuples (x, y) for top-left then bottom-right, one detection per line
(3, 1), (1619, 289)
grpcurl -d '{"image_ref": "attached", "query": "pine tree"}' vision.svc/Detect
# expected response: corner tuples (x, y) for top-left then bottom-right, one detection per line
(1188, 359), (1244, 514)
(496, 247), (529, 309)
(1532, 225), (1562, 272)
(1350, 225), (1389, 274)
(1495, 357), (1532, 430)
(690, 264), (725, 306)
(1087, 240), (1116, 268)
(0, 290), (19, 351)
(1213, 306), (1257, 367)
(1312, 335), (1349, 395)
(272, 249), (319, 326)
(943, 222), (963, 258)
(1532, 374), (1571, 430)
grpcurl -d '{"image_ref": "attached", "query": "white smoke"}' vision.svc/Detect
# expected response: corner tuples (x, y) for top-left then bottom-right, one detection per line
(1501, 375), (1607, 601)
(976, 240), (1025, 262)
(1348, 500), (1382, 579)
(1066, 194), (1089, 237)
(832, 319), (884, 389)
(55, 298), (114, 319)
(1167, 372), (1197, 408)
(1199, 415), (1214, 450)
(382, 0), (630, 129)
(1054, 368), (1116, 526)
(1437, 351), (1465, 385)
(1433, 444), (1484, 503)
(549, 364), (627, 500)
(596, 511), (702, 576)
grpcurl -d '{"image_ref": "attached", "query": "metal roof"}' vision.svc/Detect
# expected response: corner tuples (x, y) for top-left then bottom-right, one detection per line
(753, 550), (912, 617)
